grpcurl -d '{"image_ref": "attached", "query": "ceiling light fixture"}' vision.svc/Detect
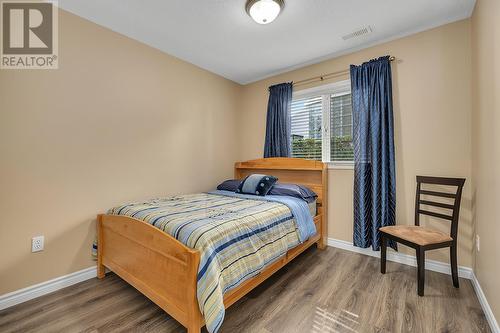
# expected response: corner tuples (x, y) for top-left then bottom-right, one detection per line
(246, 0), (284, 25)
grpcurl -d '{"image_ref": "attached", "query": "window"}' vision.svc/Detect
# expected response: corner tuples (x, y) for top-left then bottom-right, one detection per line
(290, 96), (322, 160)
(290, 80), (353, 165)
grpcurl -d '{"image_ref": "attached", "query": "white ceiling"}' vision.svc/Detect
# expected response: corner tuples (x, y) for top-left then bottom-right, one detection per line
(58, 0), (476, 84)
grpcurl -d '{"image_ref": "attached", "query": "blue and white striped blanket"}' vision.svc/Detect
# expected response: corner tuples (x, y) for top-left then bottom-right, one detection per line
(108, 190), (315, 333)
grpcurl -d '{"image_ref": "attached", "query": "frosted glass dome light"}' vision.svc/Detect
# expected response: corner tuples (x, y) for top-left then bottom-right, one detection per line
(246, 0), (284, 25)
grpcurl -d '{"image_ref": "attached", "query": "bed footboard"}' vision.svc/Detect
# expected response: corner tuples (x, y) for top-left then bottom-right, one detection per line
(97, 214), (203, 332)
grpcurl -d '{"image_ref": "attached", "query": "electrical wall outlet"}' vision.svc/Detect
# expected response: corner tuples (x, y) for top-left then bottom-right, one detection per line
(32, 236), (44, 253)
(476, 234), (480, 252)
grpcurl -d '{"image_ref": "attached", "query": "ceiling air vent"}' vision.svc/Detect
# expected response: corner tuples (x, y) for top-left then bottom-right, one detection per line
(342, 26), (373, 41)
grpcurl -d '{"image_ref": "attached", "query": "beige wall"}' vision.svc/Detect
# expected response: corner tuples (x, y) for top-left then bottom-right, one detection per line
(0, 10), (242, 294)
(239, 20), (474, 267)
(471, 0), (500, 323)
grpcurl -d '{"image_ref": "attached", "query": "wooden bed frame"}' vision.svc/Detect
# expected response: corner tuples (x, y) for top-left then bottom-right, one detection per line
(97, 157), (328, 333)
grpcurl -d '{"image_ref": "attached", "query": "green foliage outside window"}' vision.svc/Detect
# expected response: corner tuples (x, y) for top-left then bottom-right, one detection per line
(331, 135), (354, 161)
(291, 135), (353, 161)
(291, 138), (322, 160)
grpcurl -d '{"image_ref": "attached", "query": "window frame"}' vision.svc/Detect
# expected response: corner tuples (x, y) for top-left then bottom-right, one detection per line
(292, 80), (354, 169)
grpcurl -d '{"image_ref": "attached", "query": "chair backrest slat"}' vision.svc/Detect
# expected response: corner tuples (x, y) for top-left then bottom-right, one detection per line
(419, 189), (456, 198)
(416, 176), (465, 186)
(414, 176), (466, 241)
(419, 200), (455, 210)
(418, 209), (453, 221)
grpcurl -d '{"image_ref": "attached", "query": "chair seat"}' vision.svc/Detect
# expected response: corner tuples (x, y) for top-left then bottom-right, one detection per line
(379, 225), (453, 246)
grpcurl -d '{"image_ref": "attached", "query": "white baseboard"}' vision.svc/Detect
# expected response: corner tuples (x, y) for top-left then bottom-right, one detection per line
(327, 238), (473, 279)
(0, 266), (97, 310)
(470, 272), (500, 333)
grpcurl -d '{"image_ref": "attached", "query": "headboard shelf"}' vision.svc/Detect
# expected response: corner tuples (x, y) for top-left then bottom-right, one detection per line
(235, 157), (324, 171)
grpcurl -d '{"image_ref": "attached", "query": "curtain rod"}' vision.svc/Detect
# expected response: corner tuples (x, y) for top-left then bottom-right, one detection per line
(293, 56), (396, 87)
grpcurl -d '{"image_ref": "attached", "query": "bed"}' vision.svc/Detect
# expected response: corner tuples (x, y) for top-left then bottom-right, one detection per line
(97, 157), (328, 333)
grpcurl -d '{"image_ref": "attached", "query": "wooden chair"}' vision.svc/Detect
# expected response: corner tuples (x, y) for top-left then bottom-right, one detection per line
(379, 176), (466, 296)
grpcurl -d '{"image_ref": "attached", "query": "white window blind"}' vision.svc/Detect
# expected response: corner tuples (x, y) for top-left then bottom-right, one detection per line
(290, 96), (322, 160)
(290, 80), (353, 163)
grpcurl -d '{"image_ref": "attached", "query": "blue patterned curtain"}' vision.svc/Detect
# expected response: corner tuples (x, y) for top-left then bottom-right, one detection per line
(351, 56), (397, 251)
(264, 82), (293, 158)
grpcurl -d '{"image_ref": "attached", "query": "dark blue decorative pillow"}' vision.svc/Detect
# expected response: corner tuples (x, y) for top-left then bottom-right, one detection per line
(268, 183), (317, 203)
(237, 174), (278, 196)
(216, 179), (242, 192)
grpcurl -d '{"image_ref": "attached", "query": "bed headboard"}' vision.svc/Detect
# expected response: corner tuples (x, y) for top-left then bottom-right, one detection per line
(234, 157), (328, 247)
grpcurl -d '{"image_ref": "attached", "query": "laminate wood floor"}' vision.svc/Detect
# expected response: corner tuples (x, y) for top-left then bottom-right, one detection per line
(0, 247), (490, 333)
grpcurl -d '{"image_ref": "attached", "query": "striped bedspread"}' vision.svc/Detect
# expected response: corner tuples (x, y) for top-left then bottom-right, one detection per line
(107, 190), (316, 333)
